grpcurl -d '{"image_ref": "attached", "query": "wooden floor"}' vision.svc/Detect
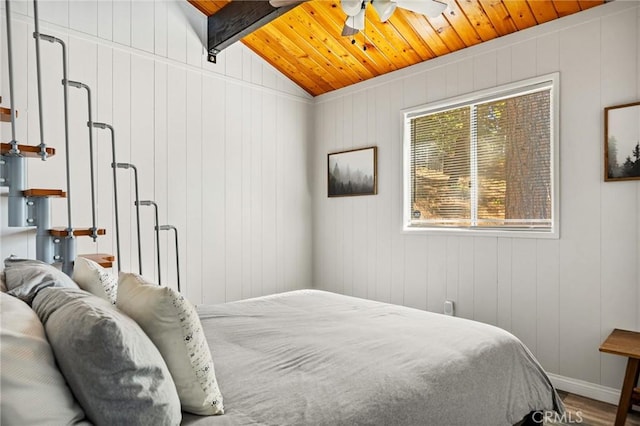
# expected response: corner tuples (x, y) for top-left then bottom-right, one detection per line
(549, 391), (640, 425)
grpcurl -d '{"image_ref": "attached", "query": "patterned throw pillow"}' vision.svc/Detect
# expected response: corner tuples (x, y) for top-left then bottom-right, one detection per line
(72, 257), (118, 304)
(116, 273), (224, 416)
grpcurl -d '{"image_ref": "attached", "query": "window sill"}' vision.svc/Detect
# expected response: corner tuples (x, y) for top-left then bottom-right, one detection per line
(401, 226), (559, 239)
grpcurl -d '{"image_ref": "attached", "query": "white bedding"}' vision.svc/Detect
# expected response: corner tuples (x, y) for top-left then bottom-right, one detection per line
(184, 289), (562, 426)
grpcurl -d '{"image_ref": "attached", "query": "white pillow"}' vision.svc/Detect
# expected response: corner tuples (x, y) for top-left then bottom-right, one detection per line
(72, 256), (118, 304)
(117, 273), (224, 415)
(0, 292), (88, 425)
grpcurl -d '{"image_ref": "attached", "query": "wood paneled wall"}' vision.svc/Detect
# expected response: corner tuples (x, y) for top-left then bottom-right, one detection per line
(312, 1), (640, 394)
(0, 0), (313, 305)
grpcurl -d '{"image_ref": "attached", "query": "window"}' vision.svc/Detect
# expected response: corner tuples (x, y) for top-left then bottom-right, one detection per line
(403, 74), (558, 237)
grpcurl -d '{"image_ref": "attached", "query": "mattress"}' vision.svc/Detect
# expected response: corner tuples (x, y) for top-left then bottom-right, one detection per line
(183, 289), (562, 426)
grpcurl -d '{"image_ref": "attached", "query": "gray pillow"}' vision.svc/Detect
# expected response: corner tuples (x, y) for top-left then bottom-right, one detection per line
(4, 257), (78, 304)
(32, 287), (182, 426)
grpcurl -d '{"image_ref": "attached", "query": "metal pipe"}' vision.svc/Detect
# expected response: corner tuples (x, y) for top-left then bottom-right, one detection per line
(158, 225), (180, 293)
(4, 0), (19, 155)
(3, 2), (25, 226)
(93, 122), (121, 273)
(138, 200), (161, 285)
(116, 163), (142, 275)
(68, 80), (97, 241)
(39, 33), (74, 274)
(32, 0), (47, 160)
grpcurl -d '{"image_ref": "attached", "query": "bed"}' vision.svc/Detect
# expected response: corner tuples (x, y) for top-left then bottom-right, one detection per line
(182, 289), (561, 426)
(1, 258), (562, 426)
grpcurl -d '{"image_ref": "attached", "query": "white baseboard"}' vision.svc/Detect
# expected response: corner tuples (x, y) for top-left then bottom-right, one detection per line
(547, 373), (620, 405)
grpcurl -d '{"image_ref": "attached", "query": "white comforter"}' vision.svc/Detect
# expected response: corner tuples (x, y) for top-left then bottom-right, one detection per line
(184, 290), (562, 426)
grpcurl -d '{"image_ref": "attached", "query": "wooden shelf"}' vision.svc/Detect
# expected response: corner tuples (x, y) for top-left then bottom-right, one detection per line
(0, 106), (16, 122)
(77, 253), (115, 268)
(49, 227), (106, 237)
(600, 329), (640, 426)
(1, 143), (55, 158)
(23, 189), (66, 198)
(600, 329), (640, 359)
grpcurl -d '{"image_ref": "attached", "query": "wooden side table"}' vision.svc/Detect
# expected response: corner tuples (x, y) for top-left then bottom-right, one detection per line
(599, 329), (640, 426)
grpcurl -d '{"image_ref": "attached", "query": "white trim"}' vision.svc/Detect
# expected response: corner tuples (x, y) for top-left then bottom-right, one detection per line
(401, 76), (556, 118)
(547, 373), (620, 406)
(5, 9), (314, 104)
(402, 73), (560, 239)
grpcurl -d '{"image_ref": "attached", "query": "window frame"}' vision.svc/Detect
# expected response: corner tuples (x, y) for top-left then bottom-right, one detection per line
(402, 73), (560, 239)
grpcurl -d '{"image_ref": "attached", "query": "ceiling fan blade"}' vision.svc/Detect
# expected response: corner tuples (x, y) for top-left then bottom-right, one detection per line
(371, 0), (397, 22)
(342, 0), (364, 16)
(396, 0), (447, 17)
(269, 0), (305, 7)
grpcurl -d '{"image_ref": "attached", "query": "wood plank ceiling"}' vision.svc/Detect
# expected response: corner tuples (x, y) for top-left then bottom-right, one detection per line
(189, 0), (605, 96)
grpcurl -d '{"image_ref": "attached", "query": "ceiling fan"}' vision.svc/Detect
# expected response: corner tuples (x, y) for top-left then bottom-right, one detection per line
(267, 0), (447, 41)
(340, 0), (448, 36)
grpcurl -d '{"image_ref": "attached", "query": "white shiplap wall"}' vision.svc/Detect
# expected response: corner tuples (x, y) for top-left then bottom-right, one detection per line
(1, 0), (638, 403)
(0, 0), (313, 305)
(312, 1), (640, 396)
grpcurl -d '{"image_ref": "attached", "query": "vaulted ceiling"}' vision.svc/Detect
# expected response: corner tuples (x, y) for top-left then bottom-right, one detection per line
(189, 0), (605, 96)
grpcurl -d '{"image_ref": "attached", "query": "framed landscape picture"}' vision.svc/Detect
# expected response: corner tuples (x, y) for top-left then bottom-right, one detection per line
(605, 101), (640, 181)
(328, 146), (377, 197)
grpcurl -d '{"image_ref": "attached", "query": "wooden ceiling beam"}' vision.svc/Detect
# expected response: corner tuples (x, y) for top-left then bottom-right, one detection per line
(207, 0), (302, 59)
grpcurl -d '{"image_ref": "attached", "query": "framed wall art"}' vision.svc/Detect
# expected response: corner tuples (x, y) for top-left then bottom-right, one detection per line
(605, 101), (640, 181)
(328, 146), (377, 197)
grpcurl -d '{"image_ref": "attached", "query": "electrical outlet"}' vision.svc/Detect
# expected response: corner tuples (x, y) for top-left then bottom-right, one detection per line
(444, 300), (455, 316)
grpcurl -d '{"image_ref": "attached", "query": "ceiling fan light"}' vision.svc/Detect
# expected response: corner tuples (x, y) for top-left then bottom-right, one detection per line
(268, 0), (301, 7)
(396, 0), (447, 18)
(342, 23), (360, 36)
(372, 0), (397, 22)
(354, 9), (366, 30)
(342, 0), (364, 16)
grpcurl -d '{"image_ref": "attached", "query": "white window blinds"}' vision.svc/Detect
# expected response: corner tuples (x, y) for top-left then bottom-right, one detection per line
(406, 79), (555, 233)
